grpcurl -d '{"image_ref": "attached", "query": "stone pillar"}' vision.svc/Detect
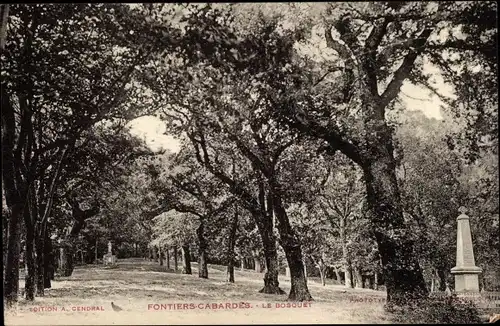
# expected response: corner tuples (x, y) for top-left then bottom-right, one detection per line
(285, 267), (290, 277)
(450, 207), (482, 292)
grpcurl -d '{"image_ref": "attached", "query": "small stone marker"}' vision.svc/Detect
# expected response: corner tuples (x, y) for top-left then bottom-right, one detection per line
(450, 207), (482, 292)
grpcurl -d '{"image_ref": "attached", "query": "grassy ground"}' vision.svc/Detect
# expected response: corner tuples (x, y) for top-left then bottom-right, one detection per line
(5, 258), (391, 325)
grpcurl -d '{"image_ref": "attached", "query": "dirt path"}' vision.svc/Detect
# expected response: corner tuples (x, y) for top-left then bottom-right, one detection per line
(5, 258), (390, 325)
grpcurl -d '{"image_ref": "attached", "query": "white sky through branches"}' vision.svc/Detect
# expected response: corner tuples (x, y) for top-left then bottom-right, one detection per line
(129, 83), (450, 154)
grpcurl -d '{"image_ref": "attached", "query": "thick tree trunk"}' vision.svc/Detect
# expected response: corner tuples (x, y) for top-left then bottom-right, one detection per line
(254, 185), (284, 295)
(437, 268), (447, 292)
(173, 245), (178, 272)
(4, 204), (22, 306)
(60, 243), (75, 277)
(226, 208), (238, 283)
(197, 221), (208, 279)
(354, 266), (363, 289)
(181, 244), (191, 275)
(24, 231), (36, 301)
(271, 193), (312, 301)
(363, 156), (428, 304)
(334, 265), (342, 284)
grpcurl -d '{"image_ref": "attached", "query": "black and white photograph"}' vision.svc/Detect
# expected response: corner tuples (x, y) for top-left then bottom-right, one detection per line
(1, 2), (499, 325)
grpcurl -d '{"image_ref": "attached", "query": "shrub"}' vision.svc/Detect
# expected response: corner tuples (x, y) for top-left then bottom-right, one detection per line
(390, 295), (483, 324)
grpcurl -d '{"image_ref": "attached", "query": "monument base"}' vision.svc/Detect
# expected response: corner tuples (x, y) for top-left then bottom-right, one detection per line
(451, 266), (482, 292)
(103, 253), (117, 266)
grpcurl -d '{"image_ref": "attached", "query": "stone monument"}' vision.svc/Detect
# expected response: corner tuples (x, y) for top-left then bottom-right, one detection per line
(450, 207), (482, 292)
(103, 241), (117, 266)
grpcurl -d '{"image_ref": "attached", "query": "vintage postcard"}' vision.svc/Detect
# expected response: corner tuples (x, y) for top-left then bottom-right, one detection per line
(2, 2), (498, 325)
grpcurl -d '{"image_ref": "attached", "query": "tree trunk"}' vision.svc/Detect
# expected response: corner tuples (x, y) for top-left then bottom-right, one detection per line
(159, 246), (163, 266)
(60, 242), (75, 277)
(59, 200), (99, 277)
(254, 257), (261, 273)
(181, 244), (191, 274)
(354, 266), (363, 289)
(317, 259), (326, 286)
(152, 246), (158, 262)
(166, 247), (170, 269)
(24, 228), (36, 301)
(271, 192), (312, 301)
(254, 185), (284, 295)
(437, 268), (447, 292)
(4, 204), (22, 306)
(374, 272), (379, 290)
(363, 156), (428, 304)
(43, 232), (53, 288)
(35, 234), (45, 295)
(226, 207), (238, 283)
(173, 245), (178, 272)
(340, 217), (353, 289)
(240, 257), (244, 271)
(197, 221), (208, 279)
(334, 265), (342, 284)
(95, 238), (98, 264)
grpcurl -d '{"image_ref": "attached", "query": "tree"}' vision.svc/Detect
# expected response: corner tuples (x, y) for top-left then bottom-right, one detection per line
(264, 1), (497, 304)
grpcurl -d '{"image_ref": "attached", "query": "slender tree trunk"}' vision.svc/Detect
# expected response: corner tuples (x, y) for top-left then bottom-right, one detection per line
(340, 217), (353, 289)
(0, 4), (10, 51)
(43, 232), (53, 288)
(354, 266), (363, 289)
(240, 257), (245, 271)
(3, 203), (22, 306)
(197, 220), (208, 279)
(181, 244), (191, 274)
(166, 247), (170, 269)
(159, 246), (163, 266)
(95, 238), (98, 264)
(174, 245), (178, 272)
(374, 272), (379, 290)
(271, 191), (312, 301)
(152, 246), (158, 262)
(226, 207), (238, 283)
(317, 259), (326, 286)
(35, 234), (45, 295)
(363, 154), (428, 304)
(254, 256), (261, 273)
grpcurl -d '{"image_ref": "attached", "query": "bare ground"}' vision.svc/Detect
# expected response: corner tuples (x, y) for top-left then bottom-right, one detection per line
(5, 258), (391, 325)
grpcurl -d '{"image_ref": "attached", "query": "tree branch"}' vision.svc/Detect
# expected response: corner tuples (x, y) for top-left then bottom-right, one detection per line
(380, 27), (433, 108)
